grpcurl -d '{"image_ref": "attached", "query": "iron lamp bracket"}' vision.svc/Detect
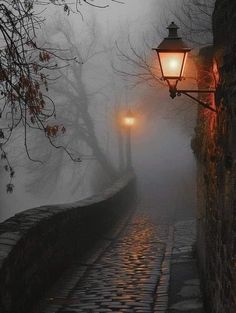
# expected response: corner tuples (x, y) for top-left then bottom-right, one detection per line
(168, 84), (216, 113)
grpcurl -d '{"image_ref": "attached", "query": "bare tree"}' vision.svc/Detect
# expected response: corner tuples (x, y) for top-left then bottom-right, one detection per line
(0, 0), (124, 192)
(160, 0), (215, 47)
(26, 17), (119, 195)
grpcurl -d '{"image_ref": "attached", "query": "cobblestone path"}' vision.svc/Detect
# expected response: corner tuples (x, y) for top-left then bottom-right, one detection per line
(38, 207), (171, 313)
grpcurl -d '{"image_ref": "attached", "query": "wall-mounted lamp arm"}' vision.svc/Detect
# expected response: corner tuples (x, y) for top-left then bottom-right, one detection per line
(178, 91), (216, 112)
(168, 85), (216, 112)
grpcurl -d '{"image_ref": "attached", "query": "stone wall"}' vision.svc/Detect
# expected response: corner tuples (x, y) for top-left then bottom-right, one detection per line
(193, 1), (236, 312)
(0, 172), (136, 313)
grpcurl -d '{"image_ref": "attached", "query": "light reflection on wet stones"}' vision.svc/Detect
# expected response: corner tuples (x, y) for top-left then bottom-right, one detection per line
(57, 212), (169, 313)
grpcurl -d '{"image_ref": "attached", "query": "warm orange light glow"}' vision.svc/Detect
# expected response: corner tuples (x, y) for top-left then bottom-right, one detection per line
(159, 52), (187, 78)
(124, 116), (135, 126)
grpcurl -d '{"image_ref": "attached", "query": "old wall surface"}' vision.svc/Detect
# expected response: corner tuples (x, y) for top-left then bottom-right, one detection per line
(0, 172), (136, 313)
(193, 1), (236, 312)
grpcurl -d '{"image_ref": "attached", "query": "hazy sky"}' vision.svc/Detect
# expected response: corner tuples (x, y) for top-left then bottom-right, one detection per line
(60, 0), (166, 38)
(94, 0), (161, 25)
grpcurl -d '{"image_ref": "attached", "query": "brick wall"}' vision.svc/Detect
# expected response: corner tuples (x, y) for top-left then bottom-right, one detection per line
(0, 172), (136, 313)
(193, 1), (236, 312)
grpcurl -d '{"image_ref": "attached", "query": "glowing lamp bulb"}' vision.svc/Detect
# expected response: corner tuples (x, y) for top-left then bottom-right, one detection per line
(124, 116), (135, 126)
(169, 59), (179, 69)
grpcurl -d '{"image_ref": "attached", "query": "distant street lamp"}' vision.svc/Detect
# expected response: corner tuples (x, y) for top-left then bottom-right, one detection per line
(123, 110), (135, 169)
(153, 22), (216, 112)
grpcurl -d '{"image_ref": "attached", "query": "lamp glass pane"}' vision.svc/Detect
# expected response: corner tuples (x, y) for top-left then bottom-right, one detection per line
(159, 52), (187, 78)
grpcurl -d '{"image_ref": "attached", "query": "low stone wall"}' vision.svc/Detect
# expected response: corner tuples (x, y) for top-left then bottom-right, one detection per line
(0, 172), (136, 313)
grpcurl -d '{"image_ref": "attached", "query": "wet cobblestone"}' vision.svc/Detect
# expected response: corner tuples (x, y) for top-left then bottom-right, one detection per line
(154, 226), (173, 313)
(39, 209), (170, 313)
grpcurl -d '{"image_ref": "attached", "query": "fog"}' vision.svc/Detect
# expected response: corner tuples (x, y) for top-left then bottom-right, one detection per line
(0, 0), (198, 222)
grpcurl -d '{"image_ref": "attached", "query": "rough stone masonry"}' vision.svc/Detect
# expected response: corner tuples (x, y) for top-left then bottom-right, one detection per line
(192, 1), (236, 312)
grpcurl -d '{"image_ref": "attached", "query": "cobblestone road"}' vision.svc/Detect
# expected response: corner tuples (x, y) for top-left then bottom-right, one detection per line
(38, 206), (171, 313)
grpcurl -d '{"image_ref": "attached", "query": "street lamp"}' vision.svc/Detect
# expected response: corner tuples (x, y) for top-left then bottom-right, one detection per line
(153, 22), (216, 112)
(123, 110), (135, 169)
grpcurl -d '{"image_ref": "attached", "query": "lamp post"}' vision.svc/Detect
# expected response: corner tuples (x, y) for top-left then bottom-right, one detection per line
(123, 110), (135, 169)
(153, 22), (216, 112)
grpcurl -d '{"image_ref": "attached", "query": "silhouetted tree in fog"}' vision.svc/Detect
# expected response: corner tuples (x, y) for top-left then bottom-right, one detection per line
(0, 0), (123, 191)
(163, 0), (215, 47)
(26, 18), (119, 195)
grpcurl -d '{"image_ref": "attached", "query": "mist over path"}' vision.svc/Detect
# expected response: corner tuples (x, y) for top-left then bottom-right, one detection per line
(132, 114), (197, 222)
